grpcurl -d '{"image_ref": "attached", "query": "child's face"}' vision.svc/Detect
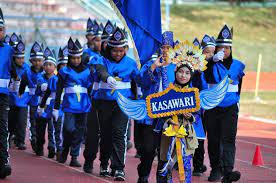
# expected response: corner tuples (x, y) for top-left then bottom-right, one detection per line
(161, 45), (171, 60)
(43, 62), (56, 74)
(0, 26), (5, 41)
(203, 46), (215, 60)
(217, 46), (231, 59)
(111, 47), (125, 62)
(30, 58), (43, 70)
(14, 57), (25, 66)
(176, 66), (191, 85)
(86, 34), (95, 47)
(70, 56), (81, 67)
(92, 36), (101, 52)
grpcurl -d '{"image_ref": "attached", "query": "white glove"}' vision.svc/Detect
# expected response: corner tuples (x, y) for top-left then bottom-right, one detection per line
(41, 83), (48, 92)
(37, 106), (44, 117)
(9, 79), (21, 92)
(52, 109), (59, 122)
(213, 49), (224, 62)
(13, 80), (21, 92)
(8, 80), (14, 91)
(107, 76), (117, 89)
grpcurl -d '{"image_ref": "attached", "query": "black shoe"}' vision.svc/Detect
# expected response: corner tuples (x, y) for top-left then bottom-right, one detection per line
(56, 151), (62, 162)
(0, 164), (11, 179)
(127, 141), (133, 151)
(221, 171), (241, 183)
(35, 147), (44, 156)
(31, 140), (37, 152)
(48, 149), (55, 159)
(193, 169), (203, 176)
(83, 161), (93, 174)
(58, 150), (69, 164)
(110, 169), (116, 177)
(70, 157), (81, 167)
(137, 176), (148, 183)
(201, 164), (207, 173)
(193, 164), (207, 176)
(208, 168), (222, 182)
(100, 165), (110, 177)
(114, 170), (125, 181)
(17, 143), (27, 150)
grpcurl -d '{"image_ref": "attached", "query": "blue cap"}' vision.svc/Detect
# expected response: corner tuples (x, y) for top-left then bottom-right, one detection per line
(162, 31), (174, 48)
(43, 47), (57, 65)
(13, 40), (25, 58)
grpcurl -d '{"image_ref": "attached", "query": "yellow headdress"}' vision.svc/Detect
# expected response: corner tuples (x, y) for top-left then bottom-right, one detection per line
(168, 40), (208, 72)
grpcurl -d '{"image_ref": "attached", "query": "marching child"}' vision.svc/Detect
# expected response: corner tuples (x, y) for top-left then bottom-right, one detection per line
(93, 27), (140, 181)
(8, 35), (30, 150)
(191, 34), (216, 176)
(53, 38), (92, 167)
(19, 42), (44, 152)
(35, 47), (57, 158)
(204, 25), (245, 183)
(39, 46), (68, 161)
(0, 8), (17, 178)
(83, 20), (114, 174)
(136, 31), (176, 183)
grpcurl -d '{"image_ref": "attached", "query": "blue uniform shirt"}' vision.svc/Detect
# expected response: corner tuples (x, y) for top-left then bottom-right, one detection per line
(0, 43), (13, 94)
(205, 59), (245, 107)
(86, 51), (102, 98)
(58, 66), (92, 113)
(9, 63), (31, 107)
(93, 56), (140, 101)
(22, 68), (44, 106)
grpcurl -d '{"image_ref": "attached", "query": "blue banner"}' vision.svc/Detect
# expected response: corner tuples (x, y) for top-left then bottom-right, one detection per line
(110, 0), (162, 65)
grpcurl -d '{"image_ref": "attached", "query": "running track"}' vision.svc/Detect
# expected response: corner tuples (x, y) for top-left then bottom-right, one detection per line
(1, 116), (276, 183)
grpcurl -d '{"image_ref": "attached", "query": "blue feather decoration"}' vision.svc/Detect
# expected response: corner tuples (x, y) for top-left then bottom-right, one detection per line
(116, 92), (147, 120)
(199, 75), (229, 110)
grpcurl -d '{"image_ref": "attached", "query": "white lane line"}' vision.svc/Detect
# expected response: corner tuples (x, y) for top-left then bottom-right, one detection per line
(239, 115), (276, 125)
(236, 158), (276, 172)
(237, 139), (276, 150)
(24, 151), (113, 183)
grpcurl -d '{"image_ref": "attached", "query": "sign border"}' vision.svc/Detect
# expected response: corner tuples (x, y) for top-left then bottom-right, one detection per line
(146, 83), (200, 118)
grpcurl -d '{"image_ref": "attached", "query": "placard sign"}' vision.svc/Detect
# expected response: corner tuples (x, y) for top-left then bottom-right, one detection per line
(146, 84), (200, 118)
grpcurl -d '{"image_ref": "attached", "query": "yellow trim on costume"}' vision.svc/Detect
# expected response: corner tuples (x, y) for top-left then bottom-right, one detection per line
(146, 83), (200, 118)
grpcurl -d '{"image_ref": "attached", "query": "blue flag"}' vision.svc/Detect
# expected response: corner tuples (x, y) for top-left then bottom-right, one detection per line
(109, 0), (162, 66)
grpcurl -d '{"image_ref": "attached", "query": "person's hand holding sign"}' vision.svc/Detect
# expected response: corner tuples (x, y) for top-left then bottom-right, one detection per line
(183, 113), (192, 120)
(167, 118), (180, 126)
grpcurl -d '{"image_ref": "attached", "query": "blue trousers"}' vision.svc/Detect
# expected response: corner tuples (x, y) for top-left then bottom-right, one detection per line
(36, 117), (55, 151)
(63, 113), (87, 157)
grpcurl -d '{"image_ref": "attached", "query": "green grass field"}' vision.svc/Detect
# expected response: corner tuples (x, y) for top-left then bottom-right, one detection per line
(240, 91), (276, 119)
(164, 5), (276, 72)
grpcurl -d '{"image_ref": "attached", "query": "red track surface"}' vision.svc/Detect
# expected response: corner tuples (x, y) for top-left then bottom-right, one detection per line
(242, 72), (276, 91)
(1, 116), (276, 183)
